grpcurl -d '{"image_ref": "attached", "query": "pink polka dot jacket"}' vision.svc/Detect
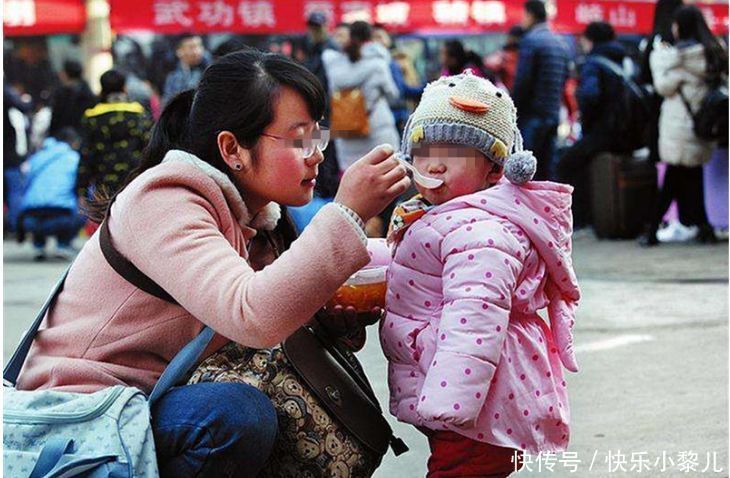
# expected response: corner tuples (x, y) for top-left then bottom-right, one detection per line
(371, 178), (580, 455)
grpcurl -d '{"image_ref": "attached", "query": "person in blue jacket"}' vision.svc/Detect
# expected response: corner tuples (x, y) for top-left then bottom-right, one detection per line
(18, 127), (86, 260)
(513, 0), (570, 180)
(557, 22), (629, 229)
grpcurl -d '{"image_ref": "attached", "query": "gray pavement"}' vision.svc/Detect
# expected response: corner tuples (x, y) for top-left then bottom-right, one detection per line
(3, 234), (729, 477)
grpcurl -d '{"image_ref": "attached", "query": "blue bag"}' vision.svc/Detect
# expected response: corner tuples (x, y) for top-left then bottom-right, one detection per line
(3, 266), (215, 478)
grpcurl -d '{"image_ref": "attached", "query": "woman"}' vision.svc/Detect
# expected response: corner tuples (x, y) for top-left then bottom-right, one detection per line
(439, 39), (493, 81)
(641, 6), (728, 245)
(322, 21), (401, 173)
(15, 49), (410, 476)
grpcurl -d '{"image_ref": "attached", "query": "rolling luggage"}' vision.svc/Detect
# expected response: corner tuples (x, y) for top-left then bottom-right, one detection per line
(590, 152), (657, 239)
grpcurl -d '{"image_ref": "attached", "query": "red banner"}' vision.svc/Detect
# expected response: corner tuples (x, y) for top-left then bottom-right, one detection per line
(553, 0), (729, 35)
(109, 0), (526, 34)
(3, 0), (87, 36)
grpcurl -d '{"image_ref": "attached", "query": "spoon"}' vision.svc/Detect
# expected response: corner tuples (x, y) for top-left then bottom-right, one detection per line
(396, 154), (444, 189)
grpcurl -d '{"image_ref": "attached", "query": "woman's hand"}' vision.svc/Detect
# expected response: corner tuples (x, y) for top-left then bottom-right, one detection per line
(319, 305), (384, 334)
(317, 305), (384, 351)
(335, 145), (411, 222)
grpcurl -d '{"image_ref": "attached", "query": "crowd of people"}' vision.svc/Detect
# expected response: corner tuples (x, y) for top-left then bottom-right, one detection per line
(3, 0), (728, 259)
(2, 1), (728, 477)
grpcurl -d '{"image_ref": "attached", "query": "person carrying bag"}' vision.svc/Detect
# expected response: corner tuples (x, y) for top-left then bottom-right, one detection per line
(5, 49), (411, 477)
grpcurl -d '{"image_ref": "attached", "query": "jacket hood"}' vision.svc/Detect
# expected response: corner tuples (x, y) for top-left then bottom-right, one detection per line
(678, 42), (708, 77)
(652, 41), (707, 79)
(591, 41), (625, 63)
(322, 42), (392, 90)
(360, 42), (392, 61)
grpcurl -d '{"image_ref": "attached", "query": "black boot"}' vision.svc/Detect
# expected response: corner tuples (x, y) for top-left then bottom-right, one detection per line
(696, 224), (718, 244)
(638, 222), (660, 247)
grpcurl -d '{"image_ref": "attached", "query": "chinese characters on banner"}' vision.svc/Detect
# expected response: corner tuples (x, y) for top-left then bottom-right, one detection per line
(3, 0), (86, 36)
(109, 0), (525, 34)
(554, 0), (729, 34)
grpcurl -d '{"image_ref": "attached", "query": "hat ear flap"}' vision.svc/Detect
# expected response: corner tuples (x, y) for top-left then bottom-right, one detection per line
(504, 150), (537, 184)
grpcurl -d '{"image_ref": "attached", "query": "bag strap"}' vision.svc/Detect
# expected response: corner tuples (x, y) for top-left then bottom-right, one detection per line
(98, 216), (214, 405)
(29, 438), (75, 478)
(3, 267), (71, 386)
(677, 85), (698, 121)
(4, 218), (215, 405)
(592, 56), (650, 111)
(99, 218), (177, 304)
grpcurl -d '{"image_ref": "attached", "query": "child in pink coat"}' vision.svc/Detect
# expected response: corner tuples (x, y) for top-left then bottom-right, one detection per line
(372, 71), (581, 476)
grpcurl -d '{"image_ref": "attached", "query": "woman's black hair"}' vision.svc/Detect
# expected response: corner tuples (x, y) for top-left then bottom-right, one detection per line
(674, 5), (729, 77)
(345, 21), (372, 63)
(85, 48), (326, 222)
(443, 40), (490, 78)
(653, 0), (684, 43)
(639, 0), (683, 85)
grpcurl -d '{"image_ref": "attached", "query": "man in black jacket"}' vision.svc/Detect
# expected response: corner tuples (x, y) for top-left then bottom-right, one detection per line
(49, 60), (97, 136)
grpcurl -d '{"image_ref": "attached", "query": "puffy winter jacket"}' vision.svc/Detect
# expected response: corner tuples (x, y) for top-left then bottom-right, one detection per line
(651, 41), (715, 166)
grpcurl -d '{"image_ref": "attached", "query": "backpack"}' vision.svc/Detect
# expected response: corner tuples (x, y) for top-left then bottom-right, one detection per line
(330, 87), (370, 138)
(3, 220), (215, 478)
(592, 56), (653, 151)
(678, 79), (729, 144)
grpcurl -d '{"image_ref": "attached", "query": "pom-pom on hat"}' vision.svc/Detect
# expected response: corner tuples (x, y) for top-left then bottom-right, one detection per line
(401, 70), (536, 184)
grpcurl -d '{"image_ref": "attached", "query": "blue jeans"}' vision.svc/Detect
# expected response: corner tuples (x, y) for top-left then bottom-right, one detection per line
(151, 382), (278, 478)
(22, 210), (86, 248)
(519, 116), (559, 181)
(4, 168), (26, 233)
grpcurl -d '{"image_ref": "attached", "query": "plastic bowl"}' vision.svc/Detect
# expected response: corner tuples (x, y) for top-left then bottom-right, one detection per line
(326, 266), (387, 312)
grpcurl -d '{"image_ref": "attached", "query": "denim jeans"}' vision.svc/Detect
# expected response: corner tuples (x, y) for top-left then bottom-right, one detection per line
(21, 210), (86, 248)
(518, 116), (559, 181)
(4, 168), (26, 233)
(151, 382), (278, 478)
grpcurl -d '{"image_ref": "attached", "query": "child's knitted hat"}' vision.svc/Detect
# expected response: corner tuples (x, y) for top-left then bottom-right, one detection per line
(402, 70), (536, 184)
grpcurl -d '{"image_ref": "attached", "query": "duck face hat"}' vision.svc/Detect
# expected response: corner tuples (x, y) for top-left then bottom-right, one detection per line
(402, 70), (536, 184)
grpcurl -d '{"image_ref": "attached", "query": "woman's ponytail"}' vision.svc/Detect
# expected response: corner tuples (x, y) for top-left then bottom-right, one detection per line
(144, 89), (194, 165)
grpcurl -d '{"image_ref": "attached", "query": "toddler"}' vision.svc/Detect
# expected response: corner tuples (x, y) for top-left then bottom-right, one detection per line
(374, 71), (581, 477)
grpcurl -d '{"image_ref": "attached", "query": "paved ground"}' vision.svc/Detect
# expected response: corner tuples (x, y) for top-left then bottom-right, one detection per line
(3, 233), (728, 477)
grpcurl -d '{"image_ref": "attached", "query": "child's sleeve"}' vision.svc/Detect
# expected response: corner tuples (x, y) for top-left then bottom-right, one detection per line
(417, 220), (523, 428)
(365, 238), (392, 268)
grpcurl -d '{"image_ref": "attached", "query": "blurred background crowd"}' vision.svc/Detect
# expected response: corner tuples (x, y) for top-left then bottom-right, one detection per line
(4, 0), (729, 260)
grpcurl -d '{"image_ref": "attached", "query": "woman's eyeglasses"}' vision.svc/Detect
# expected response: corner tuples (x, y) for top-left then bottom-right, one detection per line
(261, 127), (330, 158)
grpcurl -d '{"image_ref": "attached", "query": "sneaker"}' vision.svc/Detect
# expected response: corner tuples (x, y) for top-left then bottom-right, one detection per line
(656, 221), (698, 243)
(54, 245), (79, 261)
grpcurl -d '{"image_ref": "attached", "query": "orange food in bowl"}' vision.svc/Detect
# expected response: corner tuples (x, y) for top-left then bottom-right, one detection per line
(326, 267), (387, 312)
(326, 282), (387, 312)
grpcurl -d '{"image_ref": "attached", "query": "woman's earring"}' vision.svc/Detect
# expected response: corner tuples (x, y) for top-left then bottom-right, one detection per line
(233, 163), (243, 171)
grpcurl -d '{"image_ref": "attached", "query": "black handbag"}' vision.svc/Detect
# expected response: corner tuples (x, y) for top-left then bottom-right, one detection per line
(98, 216), (408, 460)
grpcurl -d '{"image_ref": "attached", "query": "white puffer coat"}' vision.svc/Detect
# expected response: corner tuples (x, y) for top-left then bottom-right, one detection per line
(650, 41), (714, 167)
